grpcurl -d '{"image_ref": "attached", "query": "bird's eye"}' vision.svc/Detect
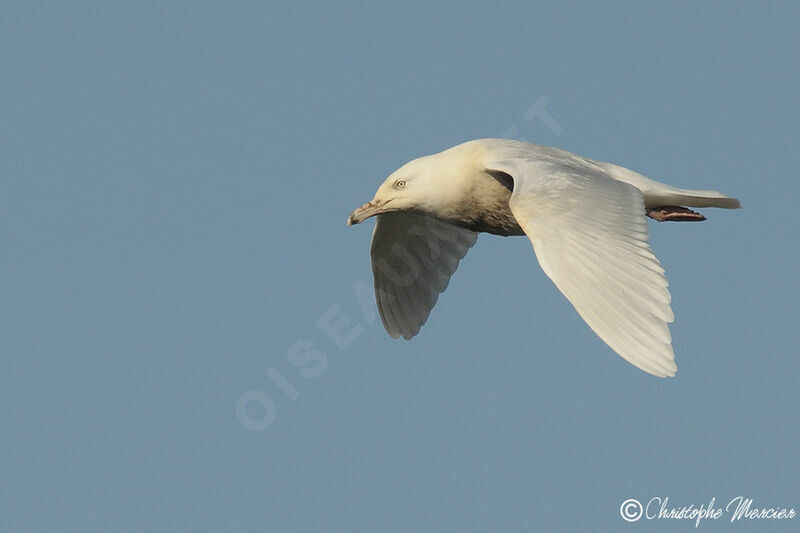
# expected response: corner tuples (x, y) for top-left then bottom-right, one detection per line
(394, 179), (406, 189)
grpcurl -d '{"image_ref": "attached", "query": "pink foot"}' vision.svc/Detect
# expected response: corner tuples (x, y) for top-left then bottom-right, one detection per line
(646, 206), (707, 222)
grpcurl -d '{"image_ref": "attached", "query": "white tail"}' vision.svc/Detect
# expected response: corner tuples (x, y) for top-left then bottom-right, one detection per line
(651, 188), (741, 209)
(597, 161), (741, 210)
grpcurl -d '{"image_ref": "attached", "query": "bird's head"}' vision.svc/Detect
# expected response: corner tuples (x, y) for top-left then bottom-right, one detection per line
(346, 145), (480, 226)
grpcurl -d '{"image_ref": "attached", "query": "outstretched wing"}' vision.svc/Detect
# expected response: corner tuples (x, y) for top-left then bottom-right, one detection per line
(370, 211), (478, 339)
(491, 156), (677, 377)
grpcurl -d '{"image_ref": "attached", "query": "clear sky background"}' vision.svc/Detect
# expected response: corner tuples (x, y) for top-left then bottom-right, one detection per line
(2, 2), (798, 532)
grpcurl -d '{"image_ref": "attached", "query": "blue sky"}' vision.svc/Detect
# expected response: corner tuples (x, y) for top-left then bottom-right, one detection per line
(2, 2), (798, 531)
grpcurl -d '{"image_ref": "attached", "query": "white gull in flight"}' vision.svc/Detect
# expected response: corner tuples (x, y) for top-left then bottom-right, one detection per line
(347, 139), (740, 377)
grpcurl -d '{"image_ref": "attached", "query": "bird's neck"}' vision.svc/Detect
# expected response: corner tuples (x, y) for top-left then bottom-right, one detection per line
(440, 170), (524, 237)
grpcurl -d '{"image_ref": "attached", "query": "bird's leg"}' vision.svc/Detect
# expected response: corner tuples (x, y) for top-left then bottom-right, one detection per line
(646, 206), (707, 222)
